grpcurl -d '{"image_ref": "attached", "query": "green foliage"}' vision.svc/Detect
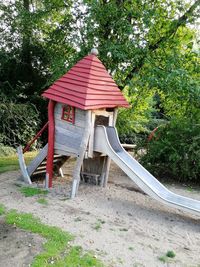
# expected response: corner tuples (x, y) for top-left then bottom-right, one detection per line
(116, 87), (156, 143)
(92, 219), (105, 231)
(139, 118), (200, 182)
(0, 0), (199, 186)
(0, 144), (16, 156)
(166, 250), (176, 258)
(60, 246), (104, 267)
(158, 250), (176, 263)
(5, 210), (73, 266)
(20, 187), (48, 197)
(5, 210), (104, 267)
(0, 102), (41, 147)
(37, 198), (48, 205)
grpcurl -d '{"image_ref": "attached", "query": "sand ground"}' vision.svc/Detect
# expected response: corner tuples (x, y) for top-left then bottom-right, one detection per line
(0, 160), (200, 267)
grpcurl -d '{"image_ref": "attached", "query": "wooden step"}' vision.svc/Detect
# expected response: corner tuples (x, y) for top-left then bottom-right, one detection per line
(41, 158), (63, 166)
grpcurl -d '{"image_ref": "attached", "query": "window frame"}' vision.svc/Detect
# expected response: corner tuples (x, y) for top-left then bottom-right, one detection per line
(61, 105), (75, 124)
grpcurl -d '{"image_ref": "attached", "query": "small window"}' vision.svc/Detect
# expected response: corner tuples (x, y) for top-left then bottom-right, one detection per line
(61, 105), (75, 124)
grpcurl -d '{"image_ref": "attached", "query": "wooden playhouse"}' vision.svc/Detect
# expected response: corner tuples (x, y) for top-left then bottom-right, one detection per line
(18, 49), (129, 197)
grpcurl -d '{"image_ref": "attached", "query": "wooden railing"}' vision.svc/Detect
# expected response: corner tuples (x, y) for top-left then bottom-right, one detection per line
(23, 121), (49, 153)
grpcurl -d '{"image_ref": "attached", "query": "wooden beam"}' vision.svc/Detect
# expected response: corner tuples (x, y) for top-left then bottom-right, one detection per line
(103, 108), (118, 187)
(17, 146), (32, 184)
(71, 110), (92, 198)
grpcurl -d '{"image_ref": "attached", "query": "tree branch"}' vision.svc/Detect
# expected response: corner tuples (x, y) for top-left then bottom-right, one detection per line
(124, 0), (200, 82)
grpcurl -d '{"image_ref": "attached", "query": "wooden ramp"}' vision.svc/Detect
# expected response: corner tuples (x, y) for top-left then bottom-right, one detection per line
(17, 144), (69, 184)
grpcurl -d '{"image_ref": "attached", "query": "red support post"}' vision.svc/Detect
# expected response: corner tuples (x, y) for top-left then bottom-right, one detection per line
(46, 100), (55, 188)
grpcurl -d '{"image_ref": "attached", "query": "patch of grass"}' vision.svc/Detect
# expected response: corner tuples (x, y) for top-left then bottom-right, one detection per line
(93, 219), (105, 231)
(0, 203), (6, 215)
(59, 246), (104, 267)
(158, 255), (167, 263)
(5, 210), (104, 267)
(158, 250), (176, 263)
(166, 250), (176, 258)
(0, 151), (37, 174)
(119, 228), (128, 232)
(74, 217), (82, 222)
(20, 187), (48, 197)
(37, 198), (48, 205)
(93, 222), (102, 231)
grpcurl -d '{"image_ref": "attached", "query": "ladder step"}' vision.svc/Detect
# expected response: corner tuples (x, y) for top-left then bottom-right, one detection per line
(41, 158), (63, 166)
(32, 170), (46, 175)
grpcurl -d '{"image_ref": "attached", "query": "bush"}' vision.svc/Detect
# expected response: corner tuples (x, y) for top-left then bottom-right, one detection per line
(0, 102), (41, 148)
(0, 143), (16, 156)
(138, 118), (200, 183)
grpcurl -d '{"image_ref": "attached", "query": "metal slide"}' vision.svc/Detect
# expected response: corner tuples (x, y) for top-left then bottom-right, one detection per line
(94, 126), (200, 215)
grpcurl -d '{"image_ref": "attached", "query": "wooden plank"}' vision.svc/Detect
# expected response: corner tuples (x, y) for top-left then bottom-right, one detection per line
(55, 125), (83, 139)
(54, 131), (82, 150)
(54, 148), (76, 157)
(88, 112), (95, 158)
(55, 118), (84, 133)
(54, 142), (79, 155)
(27, 144), (48, 176)
(17, 146), (32, 184)
(102, 156), (111, 187)
(122, 144), (136, 151)
(113, 108), (118, 126)
(71, 110), (92, 198)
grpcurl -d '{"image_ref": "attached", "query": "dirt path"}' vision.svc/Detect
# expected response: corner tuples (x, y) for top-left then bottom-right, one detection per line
(0, 162), (200, 267)
(0, 217), (44, 267)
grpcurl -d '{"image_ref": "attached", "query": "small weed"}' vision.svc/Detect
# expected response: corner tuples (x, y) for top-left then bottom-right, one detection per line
(74, 217), (82, 222)
(128, 246), (134, 251)
(166, 250), (176, 258)
(37, 198), (48, 205)
(117, 257), (124, 264)
(119, 228), (128, 232)
(158, 256), (167, 263)
(158, 250), (176, 263)
(93, 219), (105, 231)
(93, 222), (102, 231)
(187, 187), (193, 192)
(20, 186), (48, 197)
(0, 203), (6, 215)
(98, 219), (105, 224)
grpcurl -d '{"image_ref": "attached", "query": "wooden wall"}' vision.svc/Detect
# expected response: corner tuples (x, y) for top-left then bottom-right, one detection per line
(54, 103), (86, 156)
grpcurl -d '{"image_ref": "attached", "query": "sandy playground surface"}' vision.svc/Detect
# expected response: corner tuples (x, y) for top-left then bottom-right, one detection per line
(0, 159), (200, 267)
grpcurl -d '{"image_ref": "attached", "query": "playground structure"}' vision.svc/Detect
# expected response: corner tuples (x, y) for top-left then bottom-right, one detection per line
(18, 49), (200, 215)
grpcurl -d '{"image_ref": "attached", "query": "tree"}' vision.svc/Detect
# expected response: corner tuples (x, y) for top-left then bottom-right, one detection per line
(0, 0), (75, 102)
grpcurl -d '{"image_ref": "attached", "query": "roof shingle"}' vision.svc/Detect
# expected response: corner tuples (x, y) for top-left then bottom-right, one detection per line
(42, 54), (129, 110)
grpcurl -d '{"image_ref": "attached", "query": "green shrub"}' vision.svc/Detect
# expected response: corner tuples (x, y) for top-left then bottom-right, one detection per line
(0, 143), (16, 156)
(0, 102), (41, 148)
(138, 118), (200, 182)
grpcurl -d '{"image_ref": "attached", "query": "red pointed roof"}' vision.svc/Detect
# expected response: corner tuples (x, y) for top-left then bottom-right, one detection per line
(42, 53), (129, 110)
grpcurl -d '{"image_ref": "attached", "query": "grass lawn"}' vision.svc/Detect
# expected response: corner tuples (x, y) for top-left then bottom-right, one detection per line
(0, 204), (104, 267)
(0, 151), (38, 174)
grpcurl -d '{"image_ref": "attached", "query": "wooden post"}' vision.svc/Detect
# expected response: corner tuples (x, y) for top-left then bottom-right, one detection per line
(103, 108), (118, 187)
(88, 112), (95, 158)
(46, 100), (55, 188)
(113, 108), (118, 125)
(17, 146), (32, 184)
(71, 110), (91, 198)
